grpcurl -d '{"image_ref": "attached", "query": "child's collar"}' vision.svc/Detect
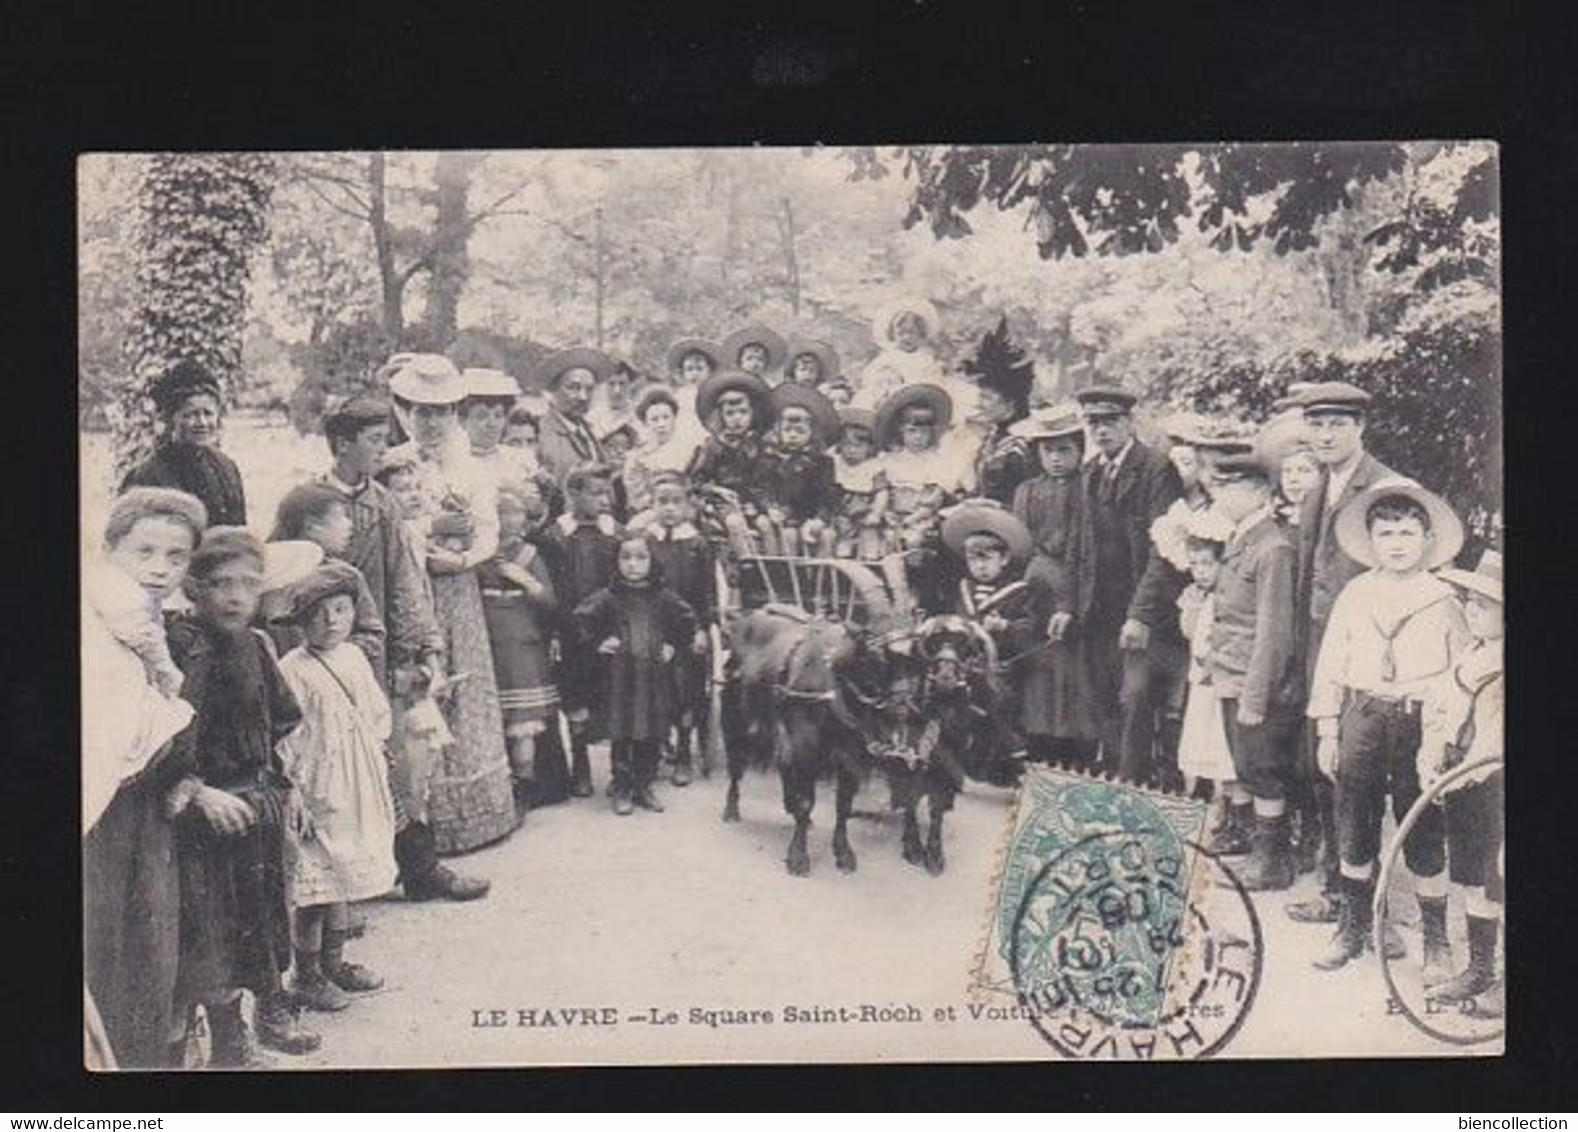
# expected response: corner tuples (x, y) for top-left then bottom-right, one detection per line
(960, 576), (1028, 616)
(557, 512), (617, 537)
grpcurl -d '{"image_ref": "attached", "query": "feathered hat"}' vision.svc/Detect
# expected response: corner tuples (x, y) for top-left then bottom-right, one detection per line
(962, 316), (1035, 422)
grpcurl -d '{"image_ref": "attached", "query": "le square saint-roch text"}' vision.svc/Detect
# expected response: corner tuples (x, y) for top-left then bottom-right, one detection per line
(470, 1003), (986, 1030)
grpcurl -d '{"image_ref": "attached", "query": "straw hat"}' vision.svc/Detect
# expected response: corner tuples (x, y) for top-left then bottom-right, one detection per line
(1254, 407), (1314, 464)
(388, 354), (465, 405)
(837, 405), (878, 435)
(720, 325), (788, 372)
(872, 297), (941, 346)
(770, 382), (841, 447)
(784, 337), (841, 383)
(665, 337), (722, 375)
(261, 540), (326, 595)
(694, 369), (773, 431)
(535, 346), (615, 388)
(1012, 402), (1086, 442)
(1440, 548), (1503, 604)
(460, 367), (522, 400)
(874, 383), (954, 449)
(1333, 478), (1465, 570)
(940, 501), (1032, 567)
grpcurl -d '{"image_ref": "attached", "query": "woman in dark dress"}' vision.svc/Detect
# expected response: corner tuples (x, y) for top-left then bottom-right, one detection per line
(964, 318), (1036, 508)
(121, 360), (247, 528)
(1011, 403), (1099, 766)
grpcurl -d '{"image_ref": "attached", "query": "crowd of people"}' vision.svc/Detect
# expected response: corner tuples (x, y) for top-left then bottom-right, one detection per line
(82, 297), (1504, 1069)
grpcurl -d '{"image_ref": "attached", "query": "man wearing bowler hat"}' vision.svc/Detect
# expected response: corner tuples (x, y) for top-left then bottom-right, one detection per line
(1076, 383), (1185, 786)
(1286, 380), (1404, 926)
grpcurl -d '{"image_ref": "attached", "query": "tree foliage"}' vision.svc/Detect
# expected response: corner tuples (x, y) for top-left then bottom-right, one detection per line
(115, 153), (275, 474)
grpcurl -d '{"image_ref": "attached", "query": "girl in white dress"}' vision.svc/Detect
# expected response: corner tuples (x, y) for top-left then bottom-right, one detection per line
(277, 561), (399, 1012)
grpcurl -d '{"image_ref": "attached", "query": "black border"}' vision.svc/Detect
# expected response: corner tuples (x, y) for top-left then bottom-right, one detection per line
(11, 0), (1573, 1111)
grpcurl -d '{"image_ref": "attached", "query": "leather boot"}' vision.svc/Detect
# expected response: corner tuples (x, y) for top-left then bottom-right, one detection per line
(610, 741), (635, 814)
(290, 948), (350, 1013)
(1207, 802), (1253, 857)
(671, 731), (693, 787)
(1234, 813), (1294, 892)
(1434, 914), (1499, 1002)
(532, 725), (571, 805)
(398, 822), (489, 902)
(206, 997), (266, 1069)
(1418, 895), (1455, 988)
(255, 991), (321, 1056)
(1289, 799), (1321, 876)
(1314, 875), (1373, 972)
(569, 733), (594, 798)
(322, 928), (383, 993)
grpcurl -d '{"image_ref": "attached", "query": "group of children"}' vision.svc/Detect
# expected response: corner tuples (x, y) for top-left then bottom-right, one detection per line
(84, 326), (1504, 1068)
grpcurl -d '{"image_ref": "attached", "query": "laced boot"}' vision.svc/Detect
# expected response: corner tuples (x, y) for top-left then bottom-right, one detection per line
(1207, 802), (1253, 857)
(1418, 895), (1455, 989)
(290, 948), (350, 1013)
(322, 928), (384, 993)
(1313, 875), (1373, 972)
(255, 991), (321, 1056)
(205, 998), (266, 1069)
(399, 822), (489, 901)
(569, 733), (594, 798)
(1234, 813), (1294, 892)
(1433, 914), (1499, 1003)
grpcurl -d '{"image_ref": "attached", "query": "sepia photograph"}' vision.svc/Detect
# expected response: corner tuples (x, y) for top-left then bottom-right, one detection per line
(77, 142), (1503, 1069)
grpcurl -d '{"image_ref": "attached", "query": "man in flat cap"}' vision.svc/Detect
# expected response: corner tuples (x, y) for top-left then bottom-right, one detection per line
(1076, 384), (1186, 785)
(1286, 380), (1405, 925)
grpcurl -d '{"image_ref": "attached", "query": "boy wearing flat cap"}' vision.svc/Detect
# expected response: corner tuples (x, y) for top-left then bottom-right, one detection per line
(1205, 452), (1303, 890)
(317, 396), (444, 698)
(1307, 481), (1469, 978)
(1287, 380), (1404, 925)
(1076, 384), (1187, 787)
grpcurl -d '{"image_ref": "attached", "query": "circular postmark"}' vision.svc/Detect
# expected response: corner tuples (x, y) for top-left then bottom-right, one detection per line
(1007, 829), (1264, 1060)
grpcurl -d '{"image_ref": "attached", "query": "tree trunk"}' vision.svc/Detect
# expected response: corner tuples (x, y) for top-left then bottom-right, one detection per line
(116, 153), (274, 476)
(594, 205), (606, 350)
(369, 153), (405, 344)
(778, 197), (800, 317)
(418, 152), (484, 351)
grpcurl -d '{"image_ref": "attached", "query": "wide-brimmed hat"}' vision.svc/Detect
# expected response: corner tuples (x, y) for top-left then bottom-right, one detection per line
(872, 297), (941, 346)
(261, 540), (325, 595)
(1334, 478), (1465, 570)
(1294, 380), (1372, 417)
(784, 337), (841, 383)
(460, 367), (522, 400)
(1012, 402), (1087, 443)
(1440, 548), (1503, 604)
(665, 337), (722, 375)
(388, 354), (465, 405)
(1254, 408), (1315, 464)
(279, 560), (363, 623)
(837, 405), (878, 435)
(694, 369), (773, 431)
(874, 383), (954, 448)
(940, 500), (1032, 567)
(720, 325), (788, 372)
(770, 382), (841, 447)
(1075, 384), (1139, 419)
(150, 359), (225, 416)
(535, 346), (615, 389)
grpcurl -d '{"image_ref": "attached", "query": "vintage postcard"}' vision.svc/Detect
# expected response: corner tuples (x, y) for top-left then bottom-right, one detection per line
(79, 142), (1502, 1068)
